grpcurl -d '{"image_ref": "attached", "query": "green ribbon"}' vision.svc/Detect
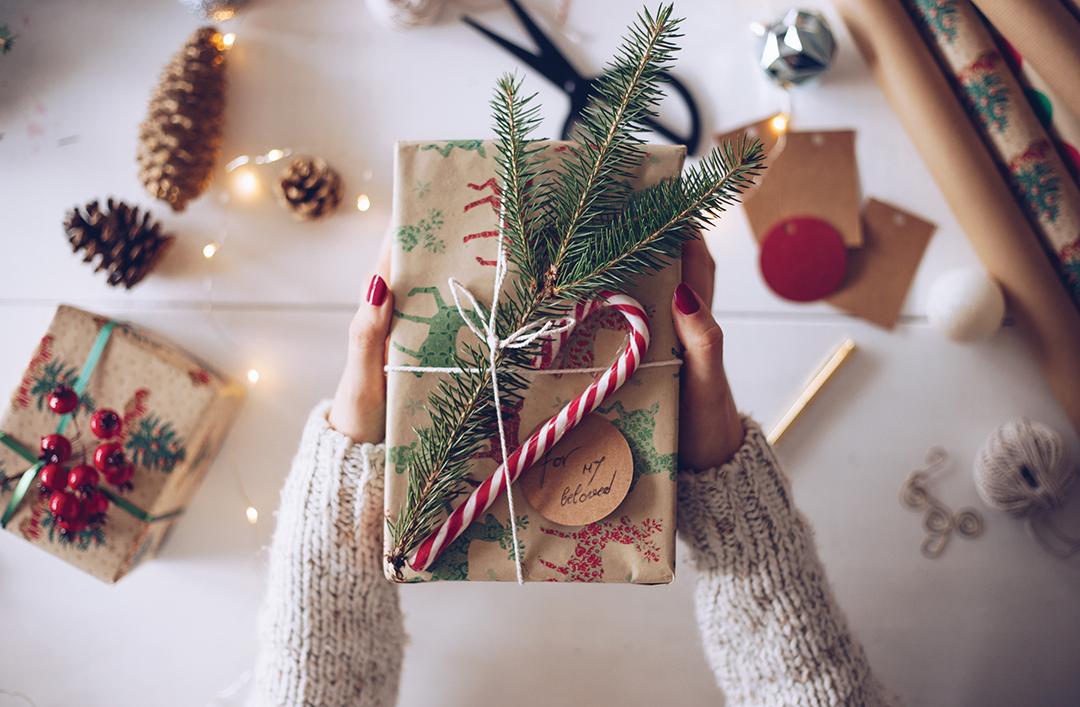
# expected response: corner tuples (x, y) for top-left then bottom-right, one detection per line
(0, 321), (182, 528)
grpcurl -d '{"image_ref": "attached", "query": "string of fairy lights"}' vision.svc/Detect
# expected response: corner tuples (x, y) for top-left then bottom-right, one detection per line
(191, 33), (378, 528)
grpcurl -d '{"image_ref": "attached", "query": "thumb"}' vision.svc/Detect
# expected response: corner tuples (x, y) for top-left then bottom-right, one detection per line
(671, 283), (743, 469)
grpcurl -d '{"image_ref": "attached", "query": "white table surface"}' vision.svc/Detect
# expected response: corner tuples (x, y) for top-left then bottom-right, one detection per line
(2, 0), (1079, 705)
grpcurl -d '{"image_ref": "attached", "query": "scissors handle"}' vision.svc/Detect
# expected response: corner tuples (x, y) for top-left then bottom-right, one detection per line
(561, 71), (702, 155)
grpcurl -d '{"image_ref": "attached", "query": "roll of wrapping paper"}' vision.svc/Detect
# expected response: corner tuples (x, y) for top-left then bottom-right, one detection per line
(906, 0), (1080, 309)
(832, 0), (1080, 436)
(971, 0), (1080, 123)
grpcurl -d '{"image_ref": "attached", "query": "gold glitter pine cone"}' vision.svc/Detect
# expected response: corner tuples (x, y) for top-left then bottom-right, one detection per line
(137, 26), (227, 212)
(275, 156), (344, 221)
(64, 199), (175, 289)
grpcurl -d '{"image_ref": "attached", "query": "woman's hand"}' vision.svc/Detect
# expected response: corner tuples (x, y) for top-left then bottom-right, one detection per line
(328, 240), (395, 443)
(670, 235), (745, 470)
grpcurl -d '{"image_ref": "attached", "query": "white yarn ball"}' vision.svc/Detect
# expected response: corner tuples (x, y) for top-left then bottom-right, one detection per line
(365, 0), (446, 30)
(927, 267), (1005, 342)
(974, 418), (1076, 519)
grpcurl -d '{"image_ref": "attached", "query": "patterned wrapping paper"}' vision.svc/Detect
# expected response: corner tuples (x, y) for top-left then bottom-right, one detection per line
(0, 306), (246, 583)
(909, 0), (1080, 306)
(383, 140), (685, 584)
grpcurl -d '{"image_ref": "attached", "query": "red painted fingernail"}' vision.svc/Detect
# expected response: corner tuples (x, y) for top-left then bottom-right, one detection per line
(367, 274), (387, 306)
(674, 283), (700, 315)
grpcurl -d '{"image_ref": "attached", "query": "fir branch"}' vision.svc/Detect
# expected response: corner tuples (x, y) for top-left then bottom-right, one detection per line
(555, 136), (764, 300)
(491, 73), (548, 288)
(543, 5), (682, 293)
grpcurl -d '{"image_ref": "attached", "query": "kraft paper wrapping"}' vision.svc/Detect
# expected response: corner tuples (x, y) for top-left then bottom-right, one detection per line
(0, 306), (246, 583)
(971, 0), (1080, 123)
(833, 0), (1080, 436)
(907, 0), (1080, 307)
(384, 140), (684, 584)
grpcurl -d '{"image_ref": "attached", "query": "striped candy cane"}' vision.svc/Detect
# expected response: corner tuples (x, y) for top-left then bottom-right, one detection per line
(409, 291), (650, 573)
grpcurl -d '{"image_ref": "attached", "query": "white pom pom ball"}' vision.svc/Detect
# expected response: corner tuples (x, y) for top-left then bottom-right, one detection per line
(927, 267), (1005, 342)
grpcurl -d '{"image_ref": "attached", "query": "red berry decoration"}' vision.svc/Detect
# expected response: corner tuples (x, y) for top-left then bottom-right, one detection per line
(56, 517), (87, 537)
(90, 409), (122, 439)
(104, 463), (134, 489)
(40, 434), (72, 464)
(49, 491), (82, 520)
(82, 491), (109, 523)
(38, 463), (69, 493)
(68, 464), (100, 491)
(47, 385), (79, 415)
(93, 442), (125, 474)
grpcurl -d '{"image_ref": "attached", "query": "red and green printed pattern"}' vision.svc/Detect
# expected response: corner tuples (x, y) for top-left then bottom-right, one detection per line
(1009, 142), (1062, 224)
(959, 53), (1011, 135)
(912, 0), (960, 44)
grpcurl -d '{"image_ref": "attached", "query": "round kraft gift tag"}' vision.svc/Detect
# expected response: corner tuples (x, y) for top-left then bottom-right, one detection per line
(759, 216), (847, 302)
(518, 413), (634, 527)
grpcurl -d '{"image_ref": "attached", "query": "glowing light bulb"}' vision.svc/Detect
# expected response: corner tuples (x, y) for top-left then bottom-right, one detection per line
(357, 194), (371, 212)
(203, 243), (218, 258)
(247, 369), (260, 384)
(246, 506), (258, 523)
(772, 114), (788, 132)
(266, 149), (284, 162)
(222, 33), (236, 47)
(235, 170), (258, 196)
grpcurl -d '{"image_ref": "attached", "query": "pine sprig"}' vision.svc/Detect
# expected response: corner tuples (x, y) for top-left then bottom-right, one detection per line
(490, 74), (548, 289)
(555, 136), (764, 300)
(543, 5), (681, 293)
(386, 4), (764, 575)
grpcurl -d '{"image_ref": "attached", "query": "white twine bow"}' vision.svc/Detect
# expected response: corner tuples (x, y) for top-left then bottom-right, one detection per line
(447, 224), (576, 585)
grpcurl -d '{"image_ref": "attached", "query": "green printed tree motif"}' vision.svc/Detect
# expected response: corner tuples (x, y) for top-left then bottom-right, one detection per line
(392, 287), (473, 377)
(421, 140), (487, 158)
(596, 401), (677, 487)
(29, 359), (95, 414)
(427, 512), (528, 581)
(912, 0), (960, 44)
(388, 440), (418, 473)
(40, 512), (106, 550)
(1010, 143), (1061, 224)
(395, 208), (445, 254)
(960, 54), (1010, 134)
(126, 415), (186, 473)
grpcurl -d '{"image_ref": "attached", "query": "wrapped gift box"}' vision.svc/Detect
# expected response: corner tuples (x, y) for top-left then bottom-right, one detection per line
(0, 305), (246, 583)
(384, 140), (685, 583)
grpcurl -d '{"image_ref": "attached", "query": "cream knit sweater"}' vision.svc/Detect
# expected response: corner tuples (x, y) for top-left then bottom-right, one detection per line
(250, 402), (900, 707)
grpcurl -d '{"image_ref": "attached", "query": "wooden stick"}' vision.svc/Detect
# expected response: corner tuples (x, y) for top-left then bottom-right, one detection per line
(767, 338), (856, 446)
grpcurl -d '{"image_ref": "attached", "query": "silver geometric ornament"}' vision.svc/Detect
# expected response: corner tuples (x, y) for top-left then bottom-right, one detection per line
(753, 9), (836, 88)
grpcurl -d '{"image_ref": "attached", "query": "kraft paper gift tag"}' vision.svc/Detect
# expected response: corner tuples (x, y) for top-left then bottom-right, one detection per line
(827, 199), (936, 329)
(737, 129), (863, 248)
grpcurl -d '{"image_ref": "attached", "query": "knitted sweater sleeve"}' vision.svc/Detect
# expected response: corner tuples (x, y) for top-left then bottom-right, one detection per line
(677, 418), (901, 707)
(250, 400), (405, 707)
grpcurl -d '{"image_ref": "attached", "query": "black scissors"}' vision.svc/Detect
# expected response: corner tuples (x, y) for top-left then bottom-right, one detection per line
(462, 0), (702, 155)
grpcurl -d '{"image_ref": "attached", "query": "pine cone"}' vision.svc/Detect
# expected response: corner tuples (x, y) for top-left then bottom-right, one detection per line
(275, 156), (344, 221)
(64, 199), (175, 289)
(138, 26), (227, 212)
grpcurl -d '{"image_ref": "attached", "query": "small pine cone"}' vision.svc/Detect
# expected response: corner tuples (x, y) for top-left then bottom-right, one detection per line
(275, 156), (344, 221)
(64, 199), (175, 289)
(137, 26), (227, 212)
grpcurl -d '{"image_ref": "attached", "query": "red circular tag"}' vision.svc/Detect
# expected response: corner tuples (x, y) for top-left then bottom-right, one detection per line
(759, 217), (847, 302)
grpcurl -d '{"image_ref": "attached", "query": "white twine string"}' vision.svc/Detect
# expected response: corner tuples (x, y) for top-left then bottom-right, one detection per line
(446, 215), (577, 584)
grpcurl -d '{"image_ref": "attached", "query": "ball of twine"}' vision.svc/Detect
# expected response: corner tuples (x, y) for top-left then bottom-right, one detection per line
(973, 418), (1076, 519)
